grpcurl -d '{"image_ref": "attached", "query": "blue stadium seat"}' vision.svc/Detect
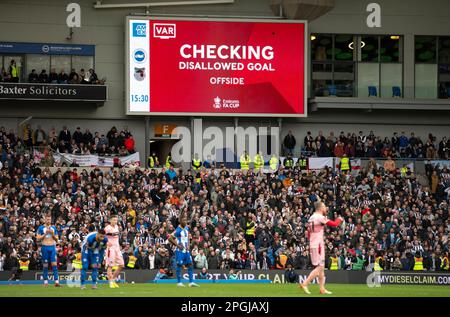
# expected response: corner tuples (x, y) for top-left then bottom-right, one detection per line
(328, 85), (337, 96)
(368, 86), (378, 97)
(392, 86), (401, 97)
(447, 87), (450, 97)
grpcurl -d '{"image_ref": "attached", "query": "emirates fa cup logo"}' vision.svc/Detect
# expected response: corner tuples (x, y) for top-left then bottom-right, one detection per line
(213, 96), (222, 109)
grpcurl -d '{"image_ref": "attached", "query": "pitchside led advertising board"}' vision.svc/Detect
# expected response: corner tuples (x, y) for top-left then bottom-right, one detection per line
(126, 17), (307, 117)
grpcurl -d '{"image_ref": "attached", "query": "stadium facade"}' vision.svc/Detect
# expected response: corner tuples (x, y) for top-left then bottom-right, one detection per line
(0, 0), (449, 163)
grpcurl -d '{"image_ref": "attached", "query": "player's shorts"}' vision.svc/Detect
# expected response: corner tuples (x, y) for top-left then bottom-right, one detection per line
(105, 246), (124, 267)
(82, 250), (102, 270)
(175, 250), (193, 266)
(310, 243), (325, 267)
(41, 245), (57, 263)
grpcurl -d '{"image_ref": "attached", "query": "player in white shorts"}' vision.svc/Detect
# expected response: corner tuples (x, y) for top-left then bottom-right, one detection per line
(104, 215), (124, 288)
(300, 201), (343, 295)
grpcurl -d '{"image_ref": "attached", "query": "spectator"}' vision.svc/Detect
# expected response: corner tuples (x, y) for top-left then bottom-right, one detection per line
(33, 125), (46, 146)
(383, 156), (396, 173)
(38, 69), (49, 83)
(207, 250), (220, 269)
(79, 69), (89, 83)
(72, 127), (83, 145)
(28, 69), (38, 83)
(58, 69), (69, 84)
(194, 249), (208, 269)
(68, 69), (79, 83)
(283, 131), (296, 156)
(88, 68), (99, 84)
(59, 126), (71, 146)
(124, 135), (135, 154)
(49, 68), (58, 83)
(438, 137), (449, 159)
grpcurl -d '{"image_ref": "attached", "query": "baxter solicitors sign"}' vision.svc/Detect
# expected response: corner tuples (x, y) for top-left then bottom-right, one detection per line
(0, 83), (107, 102)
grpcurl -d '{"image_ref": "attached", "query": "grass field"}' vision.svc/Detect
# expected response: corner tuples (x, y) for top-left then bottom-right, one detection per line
(0, 283), (449, 297)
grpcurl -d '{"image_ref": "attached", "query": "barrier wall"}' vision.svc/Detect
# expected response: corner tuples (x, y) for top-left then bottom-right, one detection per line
(1, 270), (449, 286)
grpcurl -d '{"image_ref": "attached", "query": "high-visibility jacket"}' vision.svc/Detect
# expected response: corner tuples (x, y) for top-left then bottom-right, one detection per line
(298, 158), (307, 170)
(165, 156), (172, 168)
(254, 154), (264, 169)
(284, 158), (294, 168)
(192, 159), (201, 170)
(245, 221), (255, 236)
(352, 257), (365, 270)
(240, 155), (251, 170)
(401, 167), (408, 177)
(441, 256), (449, 270)
(11, 65), (18, 78)
(127, 255), (136, 268)
(269, 156), (278, 171)
(330, 257), (339, 270)
(340, 157), (350, 171)
(276, 254), (288, 269)
(374, 256), (383, 271)
(19, 260), (30, 271)
(413, 257), (424, 271)
(72, 253), (82, 269)
(148, 156), (158, 168)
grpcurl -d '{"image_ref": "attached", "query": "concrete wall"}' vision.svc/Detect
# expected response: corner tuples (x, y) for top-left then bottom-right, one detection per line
(0, 0), (449, 160)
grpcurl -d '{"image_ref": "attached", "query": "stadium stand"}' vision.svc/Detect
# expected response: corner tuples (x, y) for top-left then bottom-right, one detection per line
(0, 127), (448, 272)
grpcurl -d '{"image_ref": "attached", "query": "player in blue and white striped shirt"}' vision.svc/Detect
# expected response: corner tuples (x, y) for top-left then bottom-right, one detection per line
(80, 228), (108, 289)
(169, 214), (199, 287)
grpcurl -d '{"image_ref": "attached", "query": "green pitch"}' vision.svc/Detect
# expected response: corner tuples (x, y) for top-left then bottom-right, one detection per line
(0, 283), (449, 297)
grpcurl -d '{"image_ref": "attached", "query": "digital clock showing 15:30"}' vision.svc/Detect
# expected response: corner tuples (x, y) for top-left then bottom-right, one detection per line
(131, 94), (149, 102)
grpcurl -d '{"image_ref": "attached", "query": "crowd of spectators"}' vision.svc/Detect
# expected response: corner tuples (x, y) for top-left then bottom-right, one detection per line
(0, 125), (449, 273)
(0, 125), (135, 162)
(0, 59), (104, 85)
(284, 130), (449, 159)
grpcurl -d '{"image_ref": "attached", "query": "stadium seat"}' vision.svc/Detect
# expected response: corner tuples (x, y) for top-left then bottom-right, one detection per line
(368, 86), (378, 97)
(328, 85), (337, 96)
(392, 86), (401, 97)
(447, 87), (450, 97)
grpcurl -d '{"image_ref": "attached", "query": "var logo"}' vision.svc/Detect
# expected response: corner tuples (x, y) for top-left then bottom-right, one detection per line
(153, 23), (176, 39)
(133, 23), (147, 37)
(133, 49), (146, 63)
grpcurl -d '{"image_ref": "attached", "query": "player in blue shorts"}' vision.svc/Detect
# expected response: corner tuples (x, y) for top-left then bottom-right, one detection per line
(80, 228), (108, 289)
(36, 213), (60, 287)
(169, 214), (199, 287)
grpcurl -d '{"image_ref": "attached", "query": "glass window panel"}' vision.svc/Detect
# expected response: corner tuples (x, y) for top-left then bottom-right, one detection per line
(438, 36), (450, 98)
(415, 64), (438, 99)
(50, 55), (71, 74)
(311, 34), (333, 61)
(334, 35), (355, 61)
(71, 55), (94, 73)
(357, 63), (379, 97)
(380, 36), (402, 63)
(312, 62), (332, 79)
(334, 80), (355, 97)
(415, 36), (437, 63)
(380, 63), (402, 97)
(334, 62), (355, 97)
(361, 36), (379, 62)
(312, 80), (333, 97)
(26, 54), (50, 80)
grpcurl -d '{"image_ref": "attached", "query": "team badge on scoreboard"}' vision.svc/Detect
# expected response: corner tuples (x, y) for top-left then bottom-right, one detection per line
(134, 67), (146, 81)
(133, 49), (146, 63)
